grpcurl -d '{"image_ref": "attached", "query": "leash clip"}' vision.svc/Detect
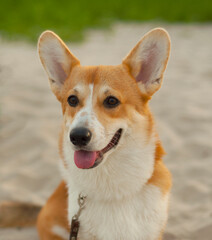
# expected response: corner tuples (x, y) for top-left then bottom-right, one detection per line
(69, 193), (87, 240)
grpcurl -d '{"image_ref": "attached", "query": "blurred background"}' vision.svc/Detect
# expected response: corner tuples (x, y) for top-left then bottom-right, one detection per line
(0, 0), (211, 41)
(0, 0), (212, 240)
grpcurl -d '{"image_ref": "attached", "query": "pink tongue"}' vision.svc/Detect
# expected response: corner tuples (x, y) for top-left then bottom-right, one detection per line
(74, 150), (97, 169)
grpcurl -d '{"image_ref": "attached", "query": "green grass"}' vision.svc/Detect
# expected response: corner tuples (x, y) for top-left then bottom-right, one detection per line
(0, 0), (211, 42)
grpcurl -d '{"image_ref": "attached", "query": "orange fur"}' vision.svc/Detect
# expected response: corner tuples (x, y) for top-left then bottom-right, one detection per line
(148, 159), (172, 196)
(148, 140), (172, 195)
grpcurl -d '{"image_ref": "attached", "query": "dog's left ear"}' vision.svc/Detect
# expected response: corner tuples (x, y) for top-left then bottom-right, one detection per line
(123, 28), (170, 96)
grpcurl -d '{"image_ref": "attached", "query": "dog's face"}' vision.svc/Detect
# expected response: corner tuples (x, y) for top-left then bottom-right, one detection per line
(59, 64), (149, 169)
(38, 29), (170, 170)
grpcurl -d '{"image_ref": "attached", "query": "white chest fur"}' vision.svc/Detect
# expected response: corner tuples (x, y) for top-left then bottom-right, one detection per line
(67, 185), (168, 240)
(61, 127), (168, 240)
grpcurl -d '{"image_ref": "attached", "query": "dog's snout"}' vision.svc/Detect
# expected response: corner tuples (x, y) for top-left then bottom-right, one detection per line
(70, 127), (92, 146)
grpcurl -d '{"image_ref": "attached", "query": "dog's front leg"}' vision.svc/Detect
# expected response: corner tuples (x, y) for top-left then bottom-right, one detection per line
(37, 181), (70, 240)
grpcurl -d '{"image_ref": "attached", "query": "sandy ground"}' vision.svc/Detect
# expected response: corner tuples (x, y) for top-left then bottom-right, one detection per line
(0, 23), (212, 240)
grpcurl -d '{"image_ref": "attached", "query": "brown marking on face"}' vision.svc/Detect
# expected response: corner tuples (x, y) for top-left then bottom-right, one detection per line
(59, 66), (100, 118)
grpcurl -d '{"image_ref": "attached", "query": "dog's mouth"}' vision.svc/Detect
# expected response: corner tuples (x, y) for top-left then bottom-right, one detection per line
(74, 129), (123, 169)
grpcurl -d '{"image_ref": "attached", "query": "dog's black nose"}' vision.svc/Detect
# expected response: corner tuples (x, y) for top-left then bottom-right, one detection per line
(70, 127), (92, 146)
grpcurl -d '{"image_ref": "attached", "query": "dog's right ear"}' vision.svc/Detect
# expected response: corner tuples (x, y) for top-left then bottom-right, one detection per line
(38, 31), (80, 100)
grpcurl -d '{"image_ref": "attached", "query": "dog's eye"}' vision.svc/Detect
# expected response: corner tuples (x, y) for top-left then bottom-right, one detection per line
(103, 96), (120, 108)
(67, 95), (79, 107)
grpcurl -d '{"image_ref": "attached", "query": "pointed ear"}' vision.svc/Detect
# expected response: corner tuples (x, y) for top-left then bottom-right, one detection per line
(123, 28), (170, 96)
(38, 31), (80, 100)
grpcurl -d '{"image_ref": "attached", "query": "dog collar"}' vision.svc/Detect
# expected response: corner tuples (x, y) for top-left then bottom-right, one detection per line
(69, 193), (87, 240)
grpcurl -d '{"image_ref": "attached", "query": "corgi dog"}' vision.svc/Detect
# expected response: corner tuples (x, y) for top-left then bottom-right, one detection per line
(37, 28), (172, 240)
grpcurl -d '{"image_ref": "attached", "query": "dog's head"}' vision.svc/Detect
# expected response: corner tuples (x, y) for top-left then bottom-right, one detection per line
(38, 29), (170, 171)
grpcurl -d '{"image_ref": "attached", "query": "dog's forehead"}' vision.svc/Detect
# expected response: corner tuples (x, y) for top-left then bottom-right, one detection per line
(72, 83), (110, 96)
(67, 65), (128, 92)
(69, 65), (100, 86)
